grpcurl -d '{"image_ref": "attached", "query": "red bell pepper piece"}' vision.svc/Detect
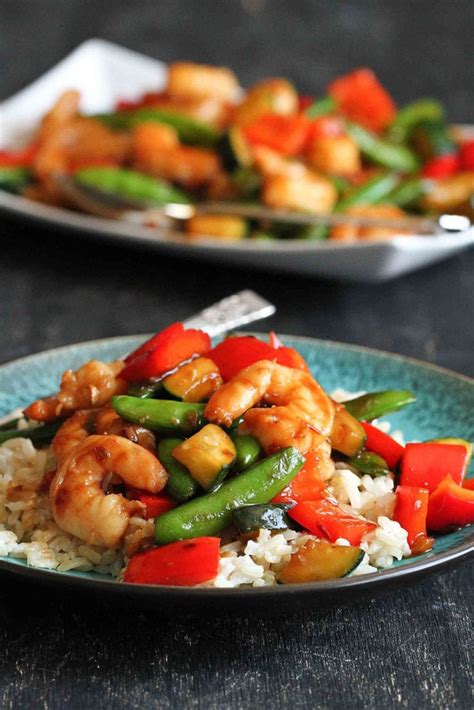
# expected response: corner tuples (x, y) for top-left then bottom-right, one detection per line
(421, 154), (460, 178)
(272, 450), (327, 504)
(400, 443), (467, 493)
(288, 499), (376, 546)
(298, 95), (314, 112)
(121, 326), (211, 382)
(209, 335), (308, 381)
(427, 475), (474, 531)
(306, 116), (345, 142)
(126, 488), (176, 519)
(462, 478), (474, 491)
(361, 422), (404, 469)
(459, 140), (474, 171)
(0, 144), (37, 167)
(243, 114), (310, 156)
(124, 537), (220, 586)
(328, 68), (396, 132)
(393, 485), (431, 549)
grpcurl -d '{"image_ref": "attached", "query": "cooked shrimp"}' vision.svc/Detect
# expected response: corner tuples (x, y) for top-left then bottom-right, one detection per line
(262, 172), (337, 215)
(94, 405), (156, 452)
(25, 360), (128, 422)
(166, 62), (241, 102)
(52, 409), (95, 462)
(306, 135), (361, 176)
(234, 78), (298, 126)
(134, 144), (221, 189)
(205, 360), (335, 454)
(50, 435), (167, 548)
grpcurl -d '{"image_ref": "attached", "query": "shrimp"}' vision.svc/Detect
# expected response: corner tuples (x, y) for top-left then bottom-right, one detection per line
(205, 360), (335, 454)
(94, 405), (156, 452)
(166, 62), (241, 102)
(52, 409), (95, 462)
(262, 172), (337, 215)
(50, 435), (167, 548)
(306, 134), (361, 176)
(133, 144), (221, 189)
(25, 360), (128, 422)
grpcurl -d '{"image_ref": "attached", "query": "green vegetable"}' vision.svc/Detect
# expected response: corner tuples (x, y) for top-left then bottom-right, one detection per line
(331, 175), (352, 195)
(93, 108), (219, 147)
(232, 503), (293, 534)
(411, 120), (456, 160)
(0, 166), (31, 193)
(336, 173), (400, 211)
(127, 381), (163, 399)
(75, 167), (190, 206)
(330, 406), (367, 457)
(158, 438), (199, 502)
(217, 127), (253, 171)
(386, 177), (428, 207)
(249, 230), (277, 241)
(231, 166), (262, 198)
(292, 224), (329, 240)
(0, 417), (21, 431)
(349, 450), (390, 477)
(347, 122), (420, 172)
(231, 434), (263, 472)
(304, 95), (338, 119)
(343, 390), (416, 421)
(171, 424), (236, 491)
(0, 421), (63, 446)
(155, 447), (304, 544)
(278, 540), (364, 583)
(388, 99), (444, 143)
(112, 396), (206, 434)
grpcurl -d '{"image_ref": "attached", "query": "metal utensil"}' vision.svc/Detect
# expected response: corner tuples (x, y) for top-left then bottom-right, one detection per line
(56, 173), (471, 235)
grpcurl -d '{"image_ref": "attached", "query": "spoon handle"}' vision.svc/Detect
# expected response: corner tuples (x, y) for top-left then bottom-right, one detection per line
(183, 290), (276, 336)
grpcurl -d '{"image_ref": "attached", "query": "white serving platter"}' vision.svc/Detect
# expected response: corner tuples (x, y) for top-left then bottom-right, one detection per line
(1, 38), (473, 282)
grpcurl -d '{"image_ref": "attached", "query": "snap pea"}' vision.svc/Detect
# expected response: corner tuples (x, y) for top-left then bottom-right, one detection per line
(231, 434), (263, 472)
(158, 438), (199, 502)
(385, 177), (428, 208)
(75, 167), (190, 206)
(343, 390), (416, 421)
(0, 166), (31, 193)
(0, 421), (63, 446)
(0, 417), (21, 431)
(93, 108), (219, 147)
(388, 99), (444, 144)
(336, 173), (400, 212)
(112, 396), (206, 434)
(346, 122), (420, 173)
(127, 381), (163, 399)
(348, 451), (390, 477)
(154, 447), (304, 544)
(304, 95), (337, 119)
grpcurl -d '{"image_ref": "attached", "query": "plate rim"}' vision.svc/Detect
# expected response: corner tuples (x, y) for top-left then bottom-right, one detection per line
(0, 332), (473, 597)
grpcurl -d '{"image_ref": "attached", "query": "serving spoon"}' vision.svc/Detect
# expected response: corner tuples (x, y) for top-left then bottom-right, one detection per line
(0, 290), (276, 428)
(56, 173), (471, 236)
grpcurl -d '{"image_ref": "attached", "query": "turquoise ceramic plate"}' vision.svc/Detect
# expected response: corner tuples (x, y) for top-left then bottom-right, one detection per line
(0, 335), (472, 609)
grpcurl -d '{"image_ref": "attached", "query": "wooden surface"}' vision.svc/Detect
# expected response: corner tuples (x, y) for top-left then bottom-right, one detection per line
(1, 2), (473, 708)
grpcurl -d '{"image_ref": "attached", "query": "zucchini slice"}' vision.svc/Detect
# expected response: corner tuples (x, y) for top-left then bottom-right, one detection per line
(278, 539), (364, 583)
(218, 127), (253, 172)
(329, 405), (367, 457)
(232, 503), (293, 535)
(162, 357), (223, 402)
(172, 424), (236, 491)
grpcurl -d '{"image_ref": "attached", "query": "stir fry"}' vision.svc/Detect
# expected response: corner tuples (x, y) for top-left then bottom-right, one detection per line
(1, 325), (472, 587)
(1, 64), (473, 242)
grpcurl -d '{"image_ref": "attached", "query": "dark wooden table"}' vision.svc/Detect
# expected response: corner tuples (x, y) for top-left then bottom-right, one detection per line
(1, 2), (473, 708)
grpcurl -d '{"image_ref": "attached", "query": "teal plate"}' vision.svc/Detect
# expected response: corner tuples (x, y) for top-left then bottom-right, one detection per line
(0, 334), (472, 610)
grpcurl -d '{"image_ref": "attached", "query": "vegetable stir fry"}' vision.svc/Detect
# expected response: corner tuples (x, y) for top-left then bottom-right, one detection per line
(2, 64), (473, 242)
(2, 324), (471, 587)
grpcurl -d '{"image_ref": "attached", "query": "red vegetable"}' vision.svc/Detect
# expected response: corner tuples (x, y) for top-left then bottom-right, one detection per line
(306, 116), (345, 141)
(462, 478), (474, 491)
(121, 325), (211, 382)
(427, 475), (474, 531)
(124, 537), (220, 586)
(126, 488), (176, 519)
(362, 422), (404, 469)
(272, 450), (327, 504)
(209, 335), (308, 381)
(400, 443), (467, 493)
(115, 92), (163, 112)
(459, 140), (474, 171)
(243, 114), (310, 156)
(393, 485), (431, 549)
(421, 154), (460, 178)
(0, 145), (37, 167)
(298, 95), (314, 112)
(288, 499), (376, 546)
(328, 68), (396, 132)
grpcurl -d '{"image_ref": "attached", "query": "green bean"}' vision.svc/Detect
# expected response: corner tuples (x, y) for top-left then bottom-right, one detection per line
(0, 421), (63, 446)
(154, 447), (304, 544)
(343, 390), (416, 421)
(93, 109), (219, 147)
(305, 95), (337, 119)
(231, 434), (263, 472)
(388, 99), (444, 143)
(75, 167), (190, 206)
(346, 123), (420, 172)
(385, 177), (428, 208)
(336, 173), (400, 212)
(0, 166), (31, 194)
(348, 451), (390, 477)
(112, 396), (206, 434)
